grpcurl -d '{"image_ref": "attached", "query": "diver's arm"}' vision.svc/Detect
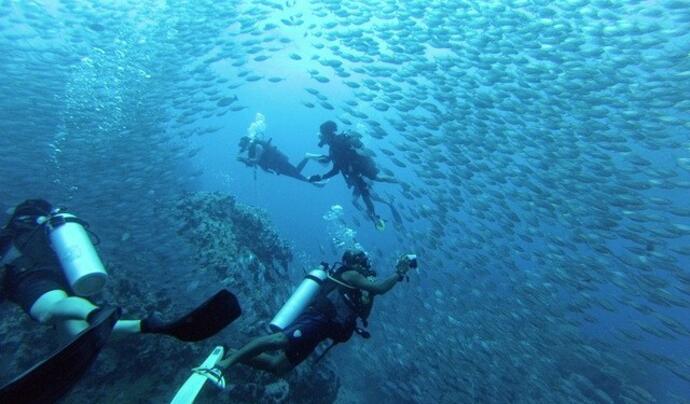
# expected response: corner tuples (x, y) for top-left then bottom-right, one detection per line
(310, 164), (340, 182)
(340, 270), (401, 296)
(320, 164), (341, 180)
(237, 156), (256, 166)
(246, 155), (260, 164)
(341, 255), (413, 295)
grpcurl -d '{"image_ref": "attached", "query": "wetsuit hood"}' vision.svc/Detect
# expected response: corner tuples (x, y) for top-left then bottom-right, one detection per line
(7, 200), (52, 235)
(318, 132), (334, 147)
(238, 136), (251, 152)
(319, 120), (338, 147)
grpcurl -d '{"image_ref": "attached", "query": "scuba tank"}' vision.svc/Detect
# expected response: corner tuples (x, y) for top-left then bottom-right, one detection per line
(43, 212), (108, 296)
(269, 268), (328, 332)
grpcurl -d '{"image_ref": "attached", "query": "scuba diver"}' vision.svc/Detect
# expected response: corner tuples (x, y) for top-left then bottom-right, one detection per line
(210, 250), (417, 378)
(308, 121), (398, 230)
(0, 199), (241, 402)
(238, 136), (325, 186)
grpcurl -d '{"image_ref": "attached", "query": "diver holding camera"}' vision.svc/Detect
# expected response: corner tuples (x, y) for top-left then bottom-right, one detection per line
(210, 249), (418, 381)
(397, 254), (418, 282)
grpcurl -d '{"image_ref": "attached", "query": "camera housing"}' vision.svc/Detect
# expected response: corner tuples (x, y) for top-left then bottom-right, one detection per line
(405, 254), (418, 269)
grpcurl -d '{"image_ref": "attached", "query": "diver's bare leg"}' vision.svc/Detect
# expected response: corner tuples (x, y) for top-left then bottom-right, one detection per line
(217, 332), (288, 370)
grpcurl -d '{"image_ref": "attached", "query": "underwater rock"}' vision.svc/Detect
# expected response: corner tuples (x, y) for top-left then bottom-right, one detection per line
(175, 192), (293, 276)
(173, 192), (339, 404)
(265, 380), (290, 402)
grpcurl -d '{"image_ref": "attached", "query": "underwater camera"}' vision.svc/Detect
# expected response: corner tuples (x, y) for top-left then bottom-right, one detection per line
(405, 254), (418, 269)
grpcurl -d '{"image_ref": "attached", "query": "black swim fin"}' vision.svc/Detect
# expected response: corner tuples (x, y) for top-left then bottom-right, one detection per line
(0, 307), (120, 404)
(142, 289), (241, 342)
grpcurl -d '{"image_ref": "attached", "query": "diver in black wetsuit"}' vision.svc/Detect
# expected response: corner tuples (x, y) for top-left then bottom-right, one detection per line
(0, 199), (239, 343)
(0, 199), (241, 402)
(308, 121), (398, 230)
(238, 136), (317, 183)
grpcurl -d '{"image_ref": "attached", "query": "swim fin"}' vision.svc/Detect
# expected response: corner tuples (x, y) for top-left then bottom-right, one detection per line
(0, 307), (120, 404)
(142, 289), (241, 342)
(170, 346), (226, 404)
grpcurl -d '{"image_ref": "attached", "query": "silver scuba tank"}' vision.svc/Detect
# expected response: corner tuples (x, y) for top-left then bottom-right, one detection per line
(44, 212), (108, 296)
(269, 268), (328, 332)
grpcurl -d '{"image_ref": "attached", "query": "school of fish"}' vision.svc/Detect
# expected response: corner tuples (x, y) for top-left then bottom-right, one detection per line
(1, 0), (689, 402)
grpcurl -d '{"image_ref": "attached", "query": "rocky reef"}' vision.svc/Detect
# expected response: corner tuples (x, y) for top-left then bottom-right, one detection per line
(0, 192), (339, 403)
(173, 192), (340, 403)
(175, 192), (293, 277)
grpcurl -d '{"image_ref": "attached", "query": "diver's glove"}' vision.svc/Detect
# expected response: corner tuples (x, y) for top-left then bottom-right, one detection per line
(309, 175), (322, 182)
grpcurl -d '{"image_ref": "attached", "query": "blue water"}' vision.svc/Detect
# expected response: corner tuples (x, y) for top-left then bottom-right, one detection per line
(1, 0), (689, 403)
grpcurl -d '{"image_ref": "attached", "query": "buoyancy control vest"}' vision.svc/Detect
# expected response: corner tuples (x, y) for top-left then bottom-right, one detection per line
(311, 263), (375, 342)
(2, 200), (108, 296)
(305, 262), (376, 364)
(3, 200), (59, 267)
(330, 133), (379, 180)
(248, 138), (279, 160)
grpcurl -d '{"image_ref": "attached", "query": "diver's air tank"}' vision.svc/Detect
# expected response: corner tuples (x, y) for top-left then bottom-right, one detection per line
(45, 212), (108, 296)
(269, 268), (328, 332)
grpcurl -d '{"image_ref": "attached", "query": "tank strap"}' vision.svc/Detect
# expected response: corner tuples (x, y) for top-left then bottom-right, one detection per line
(305, 274), (326, 284)
(326, 274), (355, 289)
(47, 215), (100, 246)
(47, 214), (89, 229)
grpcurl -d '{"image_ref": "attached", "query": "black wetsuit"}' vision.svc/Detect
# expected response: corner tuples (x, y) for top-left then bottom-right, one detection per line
(246, 140), (309, 182)
(318, 134), (381, 221)
(1, 225), (68, 313)
(320, 135), (378, 180)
